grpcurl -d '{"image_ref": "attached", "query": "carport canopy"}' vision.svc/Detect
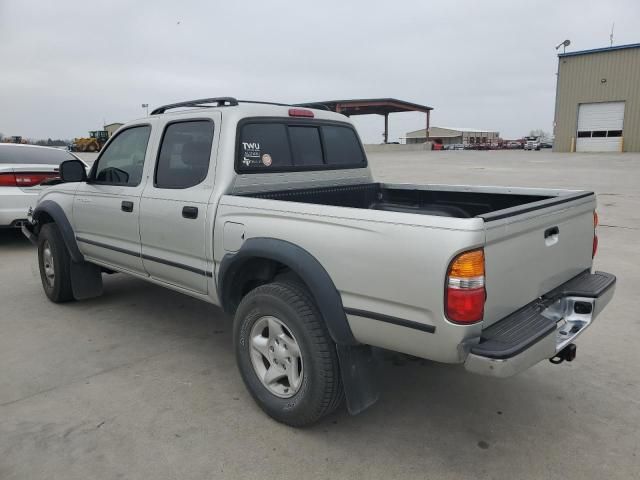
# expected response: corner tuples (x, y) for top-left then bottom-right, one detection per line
(297, 98), (433, 144)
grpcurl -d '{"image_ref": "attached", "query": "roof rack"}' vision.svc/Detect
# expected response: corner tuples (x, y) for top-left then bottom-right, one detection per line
(150, 97), (332, 115)
(150, 97), (239, 115)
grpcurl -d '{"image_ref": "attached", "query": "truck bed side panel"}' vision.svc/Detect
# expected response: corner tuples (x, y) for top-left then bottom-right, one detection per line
(215, 197), (485, 363)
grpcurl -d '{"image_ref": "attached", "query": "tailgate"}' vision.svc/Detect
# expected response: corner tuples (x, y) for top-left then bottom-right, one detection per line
(482, 192), (596, 327)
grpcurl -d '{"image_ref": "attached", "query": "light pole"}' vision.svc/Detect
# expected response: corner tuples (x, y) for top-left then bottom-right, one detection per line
(141, 103), (149, 117)
(555, 39), (571, 54)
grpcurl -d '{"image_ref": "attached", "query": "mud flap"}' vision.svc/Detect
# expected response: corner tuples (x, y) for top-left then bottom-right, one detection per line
(336, 344), (380, 415)
(70, 261), (103, 300)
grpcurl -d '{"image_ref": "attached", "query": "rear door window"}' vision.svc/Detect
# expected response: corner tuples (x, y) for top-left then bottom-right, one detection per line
(155, 120), (214, 189)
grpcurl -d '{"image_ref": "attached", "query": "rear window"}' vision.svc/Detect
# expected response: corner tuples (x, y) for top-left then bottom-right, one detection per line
(237, 121), (365, 172)
(322, 126), (365, 165)
(0, 145), (76, 165)
(289, 126), (323, 166)
(239, 123), (291, 169)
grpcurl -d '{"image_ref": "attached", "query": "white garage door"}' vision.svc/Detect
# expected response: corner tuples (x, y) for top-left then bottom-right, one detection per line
(576, 102), (625, 152)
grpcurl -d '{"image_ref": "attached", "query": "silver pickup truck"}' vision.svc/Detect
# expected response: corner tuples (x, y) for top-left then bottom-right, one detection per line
(23, 97), (616, 427)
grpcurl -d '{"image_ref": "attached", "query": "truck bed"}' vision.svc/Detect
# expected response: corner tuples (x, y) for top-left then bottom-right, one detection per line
(243, 183), (590, 220)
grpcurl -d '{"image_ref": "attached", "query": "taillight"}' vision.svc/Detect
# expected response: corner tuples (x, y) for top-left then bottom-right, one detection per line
(445, 248), (485, 324)
(593, 211), (598, 258)
(0, 172), (56, 187)
(0, 173), (17, 186)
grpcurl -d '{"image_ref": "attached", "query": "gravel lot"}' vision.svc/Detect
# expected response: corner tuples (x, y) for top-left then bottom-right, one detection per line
(1, 150), (638, 480)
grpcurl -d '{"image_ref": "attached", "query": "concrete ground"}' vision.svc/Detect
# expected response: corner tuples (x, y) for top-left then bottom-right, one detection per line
(1, 150), (638, 480)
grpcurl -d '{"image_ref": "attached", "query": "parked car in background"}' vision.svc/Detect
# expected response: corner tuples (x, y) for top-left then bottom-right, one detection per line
(540, 142), (553, 149)
(0, 144), (86, 228)
(524, 136), (541, 151)
(445, 144), (464, 150)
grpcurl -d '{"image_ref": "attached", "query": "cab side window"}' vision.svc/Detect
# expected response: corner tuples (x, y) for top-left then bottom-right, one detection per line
(93, 126), (151, 186)
(155, 120), (214, 189)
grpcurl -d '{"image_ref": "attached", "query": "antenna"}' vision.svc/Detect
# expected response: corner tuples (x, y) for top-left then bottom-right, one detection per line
(610, 22), (615, 46)
(555, 39), (571, 54)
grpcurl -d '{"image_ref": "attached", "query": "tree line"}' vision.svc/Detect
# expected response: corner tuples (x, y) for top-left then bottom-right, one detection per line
(0, 133), (71, 147)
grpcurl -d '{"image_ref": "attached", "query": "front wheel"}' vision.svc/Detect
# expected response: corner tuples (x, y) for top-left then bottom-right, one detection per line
(38, 223), (74, 302)
(233, 281), (343, 427)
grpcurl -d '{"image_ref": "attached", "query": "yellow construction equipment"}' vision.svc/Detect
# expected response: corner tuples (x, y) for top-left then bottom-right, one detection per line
(71, 130), (109, 152)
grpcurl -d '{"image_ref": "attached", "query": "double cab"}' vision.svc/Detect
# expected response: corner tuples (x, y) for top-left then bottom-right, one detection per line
(23, 97), (616, 426)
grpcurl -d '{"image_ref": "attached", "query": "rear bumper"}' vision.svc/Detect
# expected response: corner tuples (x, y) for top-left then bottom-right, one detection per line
(464, 270), (616, 378)
(0, 188), (37, 227)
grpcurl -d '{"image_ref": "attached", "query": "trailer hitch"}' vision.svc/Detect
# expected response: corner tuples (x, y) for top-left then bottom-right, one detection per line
(549, 343), (577, 364)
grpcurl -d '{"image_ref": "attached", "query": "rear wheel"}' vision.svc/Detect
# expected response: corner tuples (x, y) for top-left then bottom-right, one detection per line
(234, 281), (343, 427)
(38, 223), (74, 302)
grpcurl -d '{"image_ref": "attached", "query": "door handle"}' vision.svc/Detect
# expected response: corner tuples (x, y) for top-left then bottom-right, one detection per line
(182, 206), (198, 219)
(544, 226), (559, 238)
(121, 201), (134, 212)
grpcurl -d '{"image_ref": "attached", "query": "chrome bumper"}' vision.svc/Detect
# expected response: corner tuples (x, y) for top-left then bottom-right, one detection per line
(464, 271), (616, 378)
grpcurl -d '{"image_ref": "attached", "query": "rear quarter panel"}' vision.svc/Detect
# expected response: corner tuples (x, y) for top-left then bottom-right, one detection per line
(214, 196), (485, 363)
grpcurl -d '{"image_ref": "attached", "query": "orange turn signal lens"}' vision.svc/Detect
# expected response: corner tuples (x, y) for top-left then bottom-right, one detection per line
(448, 249), (485, 278)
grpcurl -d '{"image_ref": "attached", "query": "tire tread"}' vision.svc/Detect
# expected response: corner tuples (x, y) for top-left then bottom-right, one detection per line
(234, 281), (344, 426)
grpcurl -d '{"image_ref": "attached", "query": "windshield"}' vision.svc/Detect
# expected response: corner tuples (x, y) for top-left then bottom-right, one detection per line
(0, 145), (76, 165)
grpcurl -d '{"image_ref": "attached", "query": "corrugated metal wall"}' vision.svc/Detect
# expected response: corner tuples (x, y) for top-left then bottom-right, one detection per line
(553, 47), (640, 152)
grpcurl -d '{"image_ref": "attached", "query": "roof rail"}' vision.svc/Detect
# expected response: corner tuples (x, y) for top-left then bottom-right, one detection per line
(237, 99), (292, 108)
(150, 97), (333, 115)
(150, 97), (239, 115)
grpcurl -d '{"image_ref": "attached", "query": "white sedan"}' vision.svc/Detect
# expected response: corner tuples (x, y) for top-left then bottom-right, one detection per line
(0, 144), (87, 228)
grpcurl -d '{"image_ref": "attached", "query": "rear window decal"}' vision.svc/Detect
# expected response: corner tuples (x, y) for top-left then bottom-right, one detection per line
(241, 141), (262, 167)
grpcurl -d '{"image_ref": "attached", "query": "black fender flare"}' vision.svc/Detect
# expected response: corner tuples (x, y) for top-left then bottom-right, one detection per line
(33, 200), (84, 263)
(218, 237), (356, 346)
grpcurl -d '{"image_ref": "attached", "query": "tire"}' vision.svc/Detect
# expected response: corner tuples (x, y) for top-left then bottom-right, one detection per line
(234, 281), (344, 427)
(38, 223), (74, 303)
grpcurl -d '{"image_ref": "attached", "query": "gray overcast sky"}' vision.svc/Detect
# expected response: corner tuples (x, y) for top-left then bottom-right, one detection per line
(1, 0), (639, 143)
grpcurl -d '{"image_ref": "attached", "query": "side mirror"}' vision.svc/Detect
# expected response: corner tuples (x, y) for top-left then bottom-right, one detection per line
(59, 159), (87, 183)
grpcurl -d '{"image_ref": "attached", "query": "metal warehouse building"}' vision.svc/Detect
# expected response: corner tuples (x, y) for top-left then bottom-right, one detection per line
(554, 43), (640, 152)
(405, 126), (499, 147)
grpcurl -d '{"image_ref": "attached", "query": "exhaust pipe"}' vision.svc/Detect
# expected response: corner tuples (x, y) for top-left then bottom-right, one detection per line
(549, 343), (577, 365)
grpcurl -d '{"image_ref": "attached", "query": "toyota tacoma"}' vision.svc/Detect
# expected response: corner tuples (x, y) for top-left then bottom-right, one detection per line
(23, 97), (616, 426)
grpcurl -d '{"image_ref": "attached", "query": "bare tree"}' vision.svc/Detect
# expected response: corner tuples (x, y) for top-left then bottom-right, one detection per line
(529, 129), (551, 141)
